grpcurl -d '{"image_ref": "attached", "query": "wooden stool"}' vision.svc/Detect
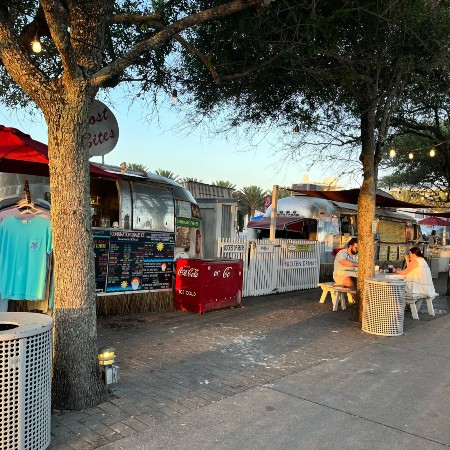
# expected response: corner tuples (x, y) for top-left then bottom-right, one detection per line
(318, 282), (336, 305)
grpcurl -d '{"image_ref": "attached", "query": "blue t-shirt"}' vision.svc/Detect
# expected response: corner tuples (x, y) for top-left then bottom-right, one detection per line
(0, 216), (52, 300)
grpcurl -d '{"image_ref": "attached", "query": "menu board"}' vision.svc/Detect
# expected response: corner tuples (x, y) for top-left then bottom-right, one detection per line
(389, 246), (398, 261)
(93, 229), (175, 293)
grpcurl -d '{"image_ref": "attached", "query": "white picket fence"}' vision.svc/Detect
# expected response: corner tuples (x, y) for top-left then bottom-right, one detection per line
(217, 238), (320, 297)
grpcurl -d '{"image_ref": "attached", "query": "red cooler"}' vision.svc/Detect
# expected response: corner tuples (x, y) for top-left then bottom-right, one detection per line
(174, 259), (244, 313)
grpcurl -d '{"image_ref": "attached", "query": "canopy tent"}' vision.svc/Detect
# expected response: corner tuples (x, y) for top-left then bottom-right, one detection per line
(0, 125), (119, 179)
(247, 217), (304, 232)
(288, 188), (438, 209)
(418, 217), (450, 227)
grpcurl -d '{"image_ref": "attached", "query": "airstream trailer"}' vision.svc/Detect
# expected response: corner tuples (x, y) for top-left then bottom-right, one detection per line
(247, 194), (422, 269)
(0, 164), (201, 314)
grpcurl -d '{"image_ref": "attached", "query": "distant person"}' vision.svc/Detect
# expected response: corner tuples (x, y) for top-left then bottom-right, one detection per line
(333, 238), (358, 288)
(396, 247), (436, 298)
(428, 230), (438, 245)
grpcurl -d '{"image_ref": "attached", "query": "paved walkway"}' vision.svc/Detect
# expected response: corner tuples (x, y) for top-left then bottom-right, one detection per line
(49, 274), (450, 449)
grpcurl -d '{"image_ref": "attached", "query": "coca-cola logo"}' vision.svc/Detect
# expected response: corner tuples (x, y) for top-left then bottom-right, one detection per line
(178, 266), (199, 278)
(213, 266), (233, 278)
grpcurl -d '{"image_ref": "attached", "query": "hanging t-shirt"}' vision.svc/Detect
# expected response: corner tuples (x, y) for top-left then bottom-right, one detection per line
(0, 216), (52, 300)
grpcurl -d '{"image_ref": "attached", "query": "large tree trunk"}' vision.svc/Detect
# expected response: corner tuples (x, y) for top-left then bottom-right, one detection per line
(44, 88), (107, 409)
(356, 104), (377, 322)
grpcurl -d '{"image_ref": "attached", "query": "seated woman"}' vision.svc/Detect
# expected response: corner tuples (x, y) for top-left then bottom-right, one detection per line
(396, 247), (436, 298)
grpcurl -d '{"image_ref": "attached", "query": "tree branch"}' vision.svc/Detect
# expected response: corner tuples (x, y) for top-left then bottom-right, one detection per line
(91, 0), (265, 87)
(40, 0), (81, 80)
(0, 11), (53, 108)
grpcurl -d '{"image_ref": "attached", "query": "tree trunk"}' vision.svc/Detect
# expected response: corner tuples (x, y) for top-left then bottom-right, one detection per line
(45, 89), (107, 410)
(356, 104), (377, 322)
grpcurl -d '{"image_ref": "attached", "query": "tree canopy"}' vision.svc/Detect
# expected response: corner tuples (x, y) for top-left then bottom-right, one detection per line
(0, 0), (269, 410)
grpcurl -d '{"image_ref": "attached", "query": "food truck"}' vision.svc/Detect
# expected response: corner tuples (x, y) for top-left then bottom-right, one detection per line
(247, 194), (422, 268)
(0, 164), (202, 314)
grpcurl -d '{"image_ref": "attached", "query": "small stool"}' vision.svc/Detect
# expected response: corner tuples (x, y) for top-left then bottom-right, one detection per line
(332, 285), (356, 311)
(405, 294), (436, 319)
(318, 282), (336, 305)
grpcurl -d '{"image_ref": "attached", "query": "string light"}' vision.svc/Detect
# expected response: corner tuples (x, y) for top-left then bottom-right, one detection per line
(31, 35), (42, 53)
(430, 145), (436, 157)
(389, 145), (396, 158)
(171, 89), (178, 104)
(408, 152), (414, 160)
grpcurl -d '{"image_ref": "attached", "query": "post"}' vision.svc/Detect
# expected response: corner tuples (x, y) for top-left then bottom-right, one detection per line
(269, 185), (279, 241)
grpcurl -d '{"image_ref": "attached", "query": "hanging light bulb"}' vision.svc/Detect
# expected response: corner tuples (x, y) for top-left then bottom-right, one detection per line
(430, 145), (436, 157)
(389, 146), (396, 158)
(293, 124), (300, 133)
(408, 152), (414, 160)
(171, 89), (178, 104)
(31, 36), (42, 53)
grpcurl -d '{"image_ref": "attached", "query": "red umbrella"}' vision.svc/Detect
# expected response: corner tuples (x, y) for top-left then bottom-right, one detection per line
(0, 125), (118, 179)
(418, 217), (450, 226)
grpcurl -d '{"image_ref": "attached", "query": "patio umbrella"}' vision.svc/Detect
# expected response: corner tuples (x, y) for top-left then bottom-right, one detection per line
(0, 125), (118, 179)
(418, 217), (450, 227)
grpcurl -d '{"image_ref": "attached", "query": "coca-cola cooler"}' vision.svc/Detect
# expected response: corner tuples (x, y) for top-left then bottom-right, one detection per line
(174, 259), (244, 313)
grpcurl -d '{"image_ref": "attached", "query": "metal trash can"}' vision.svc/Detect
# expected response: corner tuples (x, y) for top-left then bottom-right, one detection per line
(362, 278), (405, 336)
(0, 313), (53, 450)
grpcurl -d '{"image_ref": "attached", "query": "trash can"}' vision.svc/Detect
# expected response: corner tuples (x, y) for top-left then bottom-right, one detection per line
(0, 313), (53, 450)
(174, 259), (243, 313)
(362, 278), (405, 336)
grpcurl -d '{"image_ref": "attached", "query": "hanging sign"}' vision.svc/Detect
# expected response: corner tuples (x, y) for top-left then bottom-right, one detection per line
(176, 217), (200, 228)
(256, 244), (274, 253)
(88, 100), (119, 157)
(283, 259), (318, 268)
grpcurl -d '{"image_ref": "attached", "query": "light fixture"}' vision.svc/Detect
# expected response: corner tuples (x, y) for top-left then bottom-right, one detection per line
(293, 124), (300, 133)
(408, 152), (414, 160)
(171, 89), (178, 104)
(31, 36), (42, 53)
(98, 345), (116, 366)
(389, 146), (396, 158)
(430, 145), (436, 157)
(98, 345), (119, 385)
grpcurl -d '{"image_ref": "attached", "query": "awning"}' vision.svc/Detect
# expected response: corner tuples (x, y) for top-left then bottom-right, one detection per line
(0, 125), (119, 179)
(418, 217), (450, 226)
(247, 217), (304, 232)
(288, 188), (437, 209)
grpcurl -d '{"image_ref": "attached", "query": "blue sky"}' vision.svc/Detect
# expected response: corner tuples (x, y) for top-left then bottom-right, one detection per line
(0, 96), (332, 192)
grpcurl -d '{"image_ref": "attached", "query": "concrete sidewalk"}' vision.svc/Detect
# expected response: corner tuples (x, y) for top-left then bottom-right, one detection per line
(50, 274), (450, 449)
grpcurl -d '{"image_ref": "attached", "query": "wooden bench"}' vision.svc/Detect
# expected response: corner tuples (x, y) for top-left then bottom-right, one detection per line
(332, 285), (356, 311)
(405, 294), (436, 320)
(318, 282), (355, 311)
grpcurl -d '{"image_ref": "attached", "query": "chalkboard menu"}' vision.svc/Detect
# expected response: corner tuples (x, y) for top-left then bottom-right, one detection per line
(93, 229), (174, 293)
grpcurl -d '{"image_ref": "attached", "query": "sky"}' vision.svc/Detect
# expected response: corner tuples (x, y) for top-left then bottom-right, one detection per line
(0, 96), (332, 192)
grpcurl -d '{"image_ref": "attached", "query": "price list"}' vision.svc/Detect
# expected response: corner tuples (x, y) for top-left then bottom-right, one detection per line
(93, 229), (175, 292)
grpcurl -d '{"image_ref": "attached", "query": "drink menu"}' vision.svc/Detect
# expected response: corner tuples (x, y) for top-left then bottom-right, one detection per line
(93, 229), (174, 293)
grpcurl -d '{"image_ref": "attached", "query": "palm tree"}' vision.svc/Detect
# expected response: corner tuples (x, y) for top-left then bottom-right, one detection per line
(212, 180), (236, 190)
(154, 169), (180, 182)
(179, 177), (203, 183)
(127, 163), (149, 172)
(234, 185), (268, 218)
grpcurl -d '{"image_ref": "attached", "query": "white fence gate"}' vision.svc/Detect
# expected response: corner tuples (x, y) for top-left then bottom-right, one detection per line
(217, 238), (320, 297)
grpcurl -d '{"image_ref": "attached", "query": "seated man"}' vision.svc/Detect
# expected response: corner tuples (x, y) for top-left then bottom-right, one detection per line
(333, 238), (358, 288)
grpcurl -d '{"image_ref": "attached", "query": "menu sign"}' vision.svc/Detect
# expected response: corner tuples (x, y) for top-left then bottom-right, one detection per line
(93, 229), (174, 293)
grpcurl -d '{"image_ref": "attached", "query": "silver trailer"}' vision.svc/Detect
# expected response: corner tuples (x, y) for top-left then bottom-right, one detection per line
(248, 194), (421, 264)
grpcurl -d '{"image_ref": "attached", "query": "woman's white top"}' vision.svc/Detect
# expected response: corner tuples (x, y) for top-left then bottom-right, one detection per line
(405, 258), (436, 297)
